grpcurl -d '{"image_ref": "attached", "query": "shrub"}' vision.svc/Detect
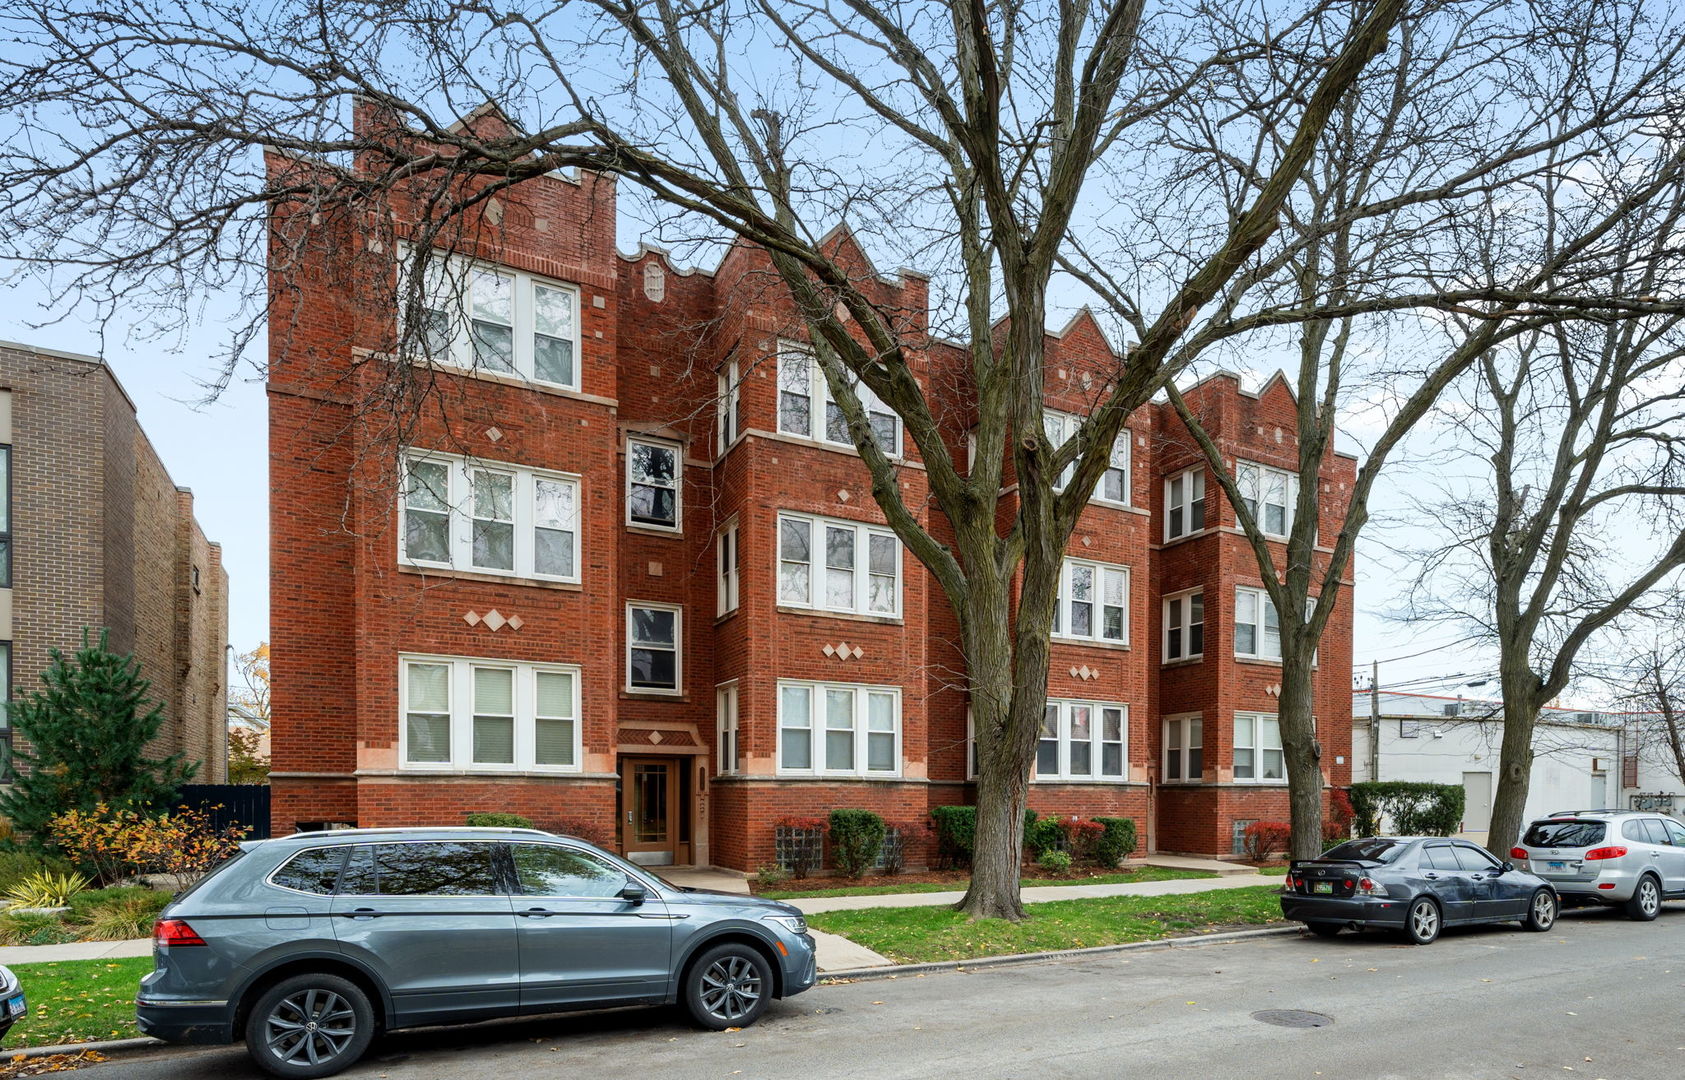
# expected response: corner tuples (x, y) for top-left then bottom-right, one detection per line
(1061, 819), (1106, 864)
(1242, 821), (1292, 862)
(50, 803), (247, 890)
(930, 806), (977, 868)
(79, 894), (168, 941)
(829, 809), (887, 879)
(554, 818), (616, 850)
(0, 852), (75, 894)
(1037, 849), (1073, 874)
(752, 863), (792, 889)
(1023, 813), (1065, 859)
(877, 825), (910, 876)
(0, 911), (77, 947)
(1348, 781), (1466, 837)
(5, 870), (91, 909)
(1093, 817), (1137, 867)
(466, 812), (534, 828)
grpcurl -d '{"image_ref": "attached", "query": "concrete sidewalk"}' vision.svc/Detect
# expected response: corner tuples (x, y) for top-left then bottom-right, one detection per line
(0, 937), (152, 966)
(789, 869), (1273, 915)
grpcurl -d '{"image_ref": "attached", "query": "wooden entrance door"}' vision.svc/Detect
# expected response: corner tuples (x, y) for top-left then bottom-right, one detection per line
(622, 758), (682, 865)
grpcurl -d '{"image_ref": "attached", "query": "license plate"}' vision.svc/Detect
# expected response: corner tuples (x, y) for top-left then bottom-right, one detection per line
(7, 995), (24, 1017)
(1313, 881), (1334, 894)
(1548, 862), (1567, 872)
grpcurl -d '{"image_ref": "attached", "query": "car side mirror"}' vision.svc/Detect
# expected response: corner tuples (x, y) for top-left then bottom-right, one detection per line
(1498, 862), (1513, 874)
(618, 880), (647, 905)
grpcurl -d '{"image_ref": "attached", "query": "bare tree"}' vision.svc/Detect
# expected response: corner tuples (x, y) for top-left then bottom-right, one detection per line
(1399, 232), (1685, 853)
(1615, 642), (1685, 795)
(3, 0), (1684, 913)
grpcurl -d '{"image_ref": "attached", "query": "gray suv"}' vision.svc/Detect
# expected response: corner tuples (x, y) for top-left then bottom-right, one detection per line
(135, 827), (817, 1078)
(1512, 810), (1685, 920)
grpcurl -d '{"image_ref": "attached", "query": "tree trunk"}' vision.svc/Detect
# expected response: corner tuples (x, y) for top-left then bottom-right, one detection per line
(1277, 647), (1325, 860)
(1486, 695), (1539, 857)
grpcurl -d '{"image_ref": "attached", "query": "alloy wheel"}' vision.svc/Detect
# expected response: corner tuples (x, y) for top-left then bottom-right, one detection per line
(1410, 899), (1439, 942)
(1531, 891), (1555, 929)
(1640, 878), (1660, 917)
(699, 955), (763, 1023)
(264, 988), (358, 1069)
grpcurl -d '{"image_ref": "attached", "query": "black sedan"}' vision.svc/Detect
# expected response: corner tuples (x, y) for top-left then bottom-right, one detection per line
(1280, 837), (1559, 944)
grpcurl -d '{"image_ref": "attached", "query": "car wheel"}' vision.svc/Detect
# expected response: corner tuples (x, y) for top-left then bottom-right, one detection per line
(1625, 875), (1662, 922)
(1522, 889), (1557, 932)
(1402, 897), (1441, 945)
(244, 973), (375, 1079)
(685, 942), (773, 1031)
(1306, 922), (1343, 938)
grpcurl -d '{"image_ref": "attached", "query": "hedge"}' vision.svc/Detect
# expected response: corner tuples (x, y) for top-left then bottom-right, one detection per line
(829, 809), (887, 878)
(930, 806), (1040, 868)
(466, 812), (534, 828)
(1348, 781), (1466, 837)
(1093, 817), (1137, 867)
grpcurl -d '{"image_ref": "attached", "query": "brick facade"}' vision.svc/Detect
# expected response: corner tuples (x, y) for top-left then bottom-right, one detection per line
(0, 342), (230, 783)
(266, 108), (1354, 865)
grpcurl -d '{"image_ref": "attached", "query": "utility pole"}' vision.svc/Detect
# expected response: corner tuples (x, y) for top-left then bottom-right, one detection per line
(1369, 659), (1381, 784)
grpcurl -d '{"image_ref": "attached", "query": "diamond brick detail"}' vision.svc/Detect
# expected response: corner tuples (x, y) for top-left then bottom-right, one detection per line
(851, 646), (864, 660)
(482, 610), (508, 632)
(486, 427), (504, 442)
(649, 731), (664, 745)
(823, 644), (836, 657)
(463, 611), (482, 626)
(1069, 666), (1079, 678)
(506, 614), (524, 631)
(835, 641), (850, 659)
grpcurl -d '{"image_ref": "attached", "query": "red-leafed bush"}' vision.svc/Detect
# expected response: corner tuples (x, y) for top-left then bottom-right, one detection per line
(1242, 820), (1292, 862)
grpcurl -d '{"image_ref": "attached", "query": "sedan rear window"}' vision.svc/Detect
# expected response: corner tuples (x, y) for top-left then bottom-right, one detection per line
(1319, 839), (1405, 863)
(272, 847), (348, 895)
(1523, 821), (1606, 848)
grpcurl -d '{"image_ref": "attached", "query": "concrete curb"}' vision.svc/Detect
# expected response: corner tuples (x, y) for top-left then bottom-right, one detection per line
(817, 925), (1302, 982)
(7, 1035), (166, 1058)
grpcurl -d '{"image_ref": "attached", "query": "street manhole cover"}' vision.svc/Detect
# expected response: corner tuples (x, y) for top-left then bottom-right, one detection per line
(1251, 1010), (1333, 1028)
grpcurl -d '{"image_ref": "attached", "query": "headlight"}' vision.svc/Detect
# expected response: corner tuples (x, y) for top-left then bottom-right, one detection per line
(0, 967), (16, 994)
(763, 914), (808, 935)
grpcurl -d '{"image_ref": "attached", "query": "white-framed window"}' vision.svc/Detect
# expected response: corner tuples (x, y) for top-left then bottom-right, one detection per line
(776, 342), (901, 456)
(716, 682), (740, 775)
(716, 520), (740, 616)
(717, 360), (740, 453)
(777, 681), (901, 777)
(399, 248), (582, 390)
(1165, 467), (1206, 540)
(1052, 559), (1128, 645)
(1163, 588), (1204, 662)
(1236, 460), (1297, 538)
(626, 603), (682, 694)
(400, 655), (581, 772)
(626, 436), (680, 531)
(1034, 700), (1128, 781)
(1234, 712), (1284, 782)
(776, 512), (902, 618)
(1163, 714), (1203, 782)
(400, 451), (579, 583)
(1234, 586), (1281, 660)
(1043, 410), (1130, 504)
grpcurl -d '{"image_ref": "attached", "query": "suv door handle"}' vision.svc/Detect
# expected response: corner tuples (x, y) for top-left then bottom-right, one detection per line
(520, 907), (556, 918)
(1423, 873), (1438, 880)
(341, 908), (383, 919)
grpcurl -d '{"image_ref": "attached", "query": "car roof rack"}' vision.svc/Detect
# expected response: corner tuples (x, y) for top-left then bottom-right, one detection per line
(1545, 808), (1629, 817)
(275, 826), (556, 840)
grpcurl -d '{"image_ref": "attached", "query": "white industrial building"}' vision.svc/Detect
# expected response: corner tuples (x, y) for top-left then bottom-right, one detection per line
(1350, 691), (1650, 837)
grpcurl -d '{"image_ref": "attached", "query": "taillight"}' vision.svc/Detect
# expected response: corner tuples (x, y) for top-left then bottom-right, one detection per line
(154, 919), (207, 947)
(1510, 847), (1528, 860)
(1584, 846), (1628, 861)
(1356, 877), (1388, 897)
(1285, 873), (1301, 889)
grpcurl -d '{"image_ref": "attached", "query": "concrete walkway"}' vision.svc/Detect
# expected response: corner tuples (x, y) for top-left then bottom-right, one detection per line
(0, 937), (152, 966)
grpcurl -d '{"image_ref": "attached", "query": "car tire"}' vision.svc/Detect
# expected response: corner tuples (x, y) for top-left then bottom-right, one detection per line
(1306, 922), (1343, 938)
(1402, 897), (1441, 945)
(684, 942), (773, 1031)
(1522, 889), (1557, 932)
(1625, 874), (1662, 922)
(244, 972), (375, 1080)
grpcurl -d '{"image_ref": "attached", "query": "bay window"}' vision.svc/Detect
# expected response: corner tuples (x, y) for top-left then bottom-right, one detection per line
(776, 343), (900, 455)
(1234, 586), (1281, 660)
(777, 681), (901, 777)
(626, 437), (680, 531)
(716, 521), (740, 616)
(400, 451), (579, 583)
(1236, 460), (1296, 537)
(717, 682), (740, 775)
(1053, 559), (1128, 645)
(626, 603), (682, 694)
(400, 656), (581, 772)
(717, 360), (740, 453)
(777, 512), (901, 618)
(1234, 712), (1284, 782)
(1043, 410), (1131, 504)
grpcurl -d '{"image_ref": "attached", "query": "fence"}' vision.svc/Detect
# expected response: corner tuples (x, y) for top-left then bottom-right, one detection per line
(175, 784), (272, 840)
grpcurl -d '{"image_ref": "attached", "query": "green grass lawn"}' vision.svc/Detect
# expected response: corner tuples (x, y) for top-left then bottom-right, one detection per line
(760, 865), (1216, 900)
(807, 884), (1286, 964)
(3, 957), (150, 1049)
(1258, 864), (1290, 876)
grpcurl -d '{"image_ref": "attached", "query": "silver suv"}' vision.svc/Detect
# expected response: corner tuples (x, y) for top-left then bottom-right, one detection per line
(1512, 810), (1685, 920)
(135, 827), (817, 1078)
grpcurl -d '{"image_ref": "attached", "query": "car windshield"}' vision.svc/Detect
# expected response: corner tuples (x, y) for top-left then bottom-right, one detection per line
(1523, 820), (1606, 848)
(1318, 839), (1405, 863)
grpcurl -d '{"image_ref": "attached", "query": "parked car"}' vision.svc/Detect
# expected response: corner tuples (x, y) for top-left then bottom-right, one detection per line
(1511, 809), (1685, 920)
(0, 965), (26, 1043)
(135, 827), (818, 1079)
(1280, 836), (1558, 944)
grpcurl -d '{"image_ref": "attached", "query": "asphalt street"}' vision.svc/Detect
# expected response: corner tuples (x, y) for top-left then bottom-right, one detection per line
(91, 905), (1684, 1080)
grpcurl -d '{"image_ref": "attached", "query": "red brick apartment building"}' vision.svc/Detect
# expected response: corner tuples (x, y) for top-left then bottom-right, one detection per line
(267, 114), (1355, 867)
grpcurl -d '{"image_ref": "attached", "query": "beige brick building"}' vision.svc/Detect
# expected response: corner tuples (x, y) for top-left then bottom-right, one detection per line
(0, 341), (230, 782)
